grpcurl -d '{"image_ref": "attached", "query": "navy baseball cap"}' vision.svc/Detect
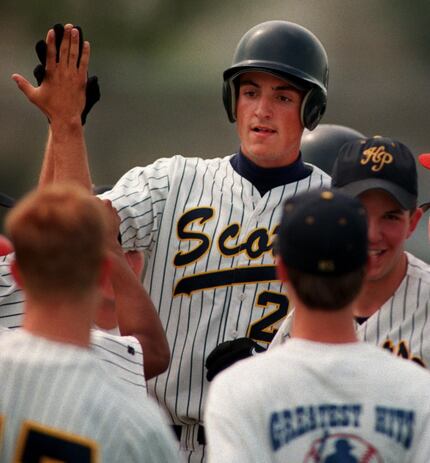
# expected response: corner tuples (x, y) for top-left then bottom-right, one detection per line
(331, 135), (417, 210)
(277, 189), (368, 276)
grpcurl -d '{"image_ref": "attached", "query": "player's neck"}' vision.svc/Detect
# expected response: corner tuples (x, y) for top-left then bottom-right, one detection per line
(22, 294), (98, 348)
(353, 252), (408, 318)
(291, 302), (358, 344)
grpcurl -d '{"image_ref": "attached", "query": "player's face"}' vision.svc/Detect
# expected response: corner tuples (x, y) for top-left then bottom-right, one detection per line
(359, 190), (421, 283)
(236, 71), (305, 168)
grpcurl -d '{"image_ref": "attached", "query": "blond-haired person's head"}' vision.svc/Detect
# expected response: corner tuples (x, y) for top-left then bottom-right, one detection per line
(6, 183), (108, 302)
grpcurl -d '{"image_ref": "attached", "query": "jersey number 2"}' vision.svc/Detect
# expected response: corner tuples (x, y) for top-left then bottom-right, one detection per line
(247, 291), (289, 344)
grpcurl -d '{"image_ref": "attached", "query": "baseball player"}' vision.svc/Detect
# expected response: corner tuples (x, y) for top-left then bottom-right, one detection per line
(2, 25), (169, 387)
(0, 193), (169, 392)
(271, 135), (430, 371)
(13, 21), (331, 461)
(0, 208), (168, 396)
(205, 189), (430, 462)
(205, 123), (368, 380)
(0, 193), (168, 396)
(0, 183), (179, 462)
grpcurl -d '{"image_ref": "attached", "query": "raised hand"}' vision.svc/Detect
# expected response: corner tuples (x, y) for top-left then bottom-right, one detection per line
(12, 24), (91, 128)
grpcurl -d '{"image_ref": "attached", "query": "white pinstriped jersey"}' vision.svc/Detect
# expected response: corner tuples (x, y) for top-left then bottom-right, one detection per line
(270, 252), (430, 367)
(205, 339), (430, 462)
(0, 330), (179, 462)
(100, 154), (330, 432)
(0, 254), (147, 398)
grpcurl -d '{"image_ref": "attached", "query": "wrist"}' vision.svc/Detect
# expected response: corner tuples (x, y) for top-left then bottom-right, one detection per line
(49, 116), (83, 136)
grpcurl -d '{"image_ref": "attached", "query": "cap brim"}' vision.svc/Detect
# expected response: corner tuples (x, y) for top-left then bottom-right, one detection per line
(419, 153), (430, 170)
(334, 179), (417, 210)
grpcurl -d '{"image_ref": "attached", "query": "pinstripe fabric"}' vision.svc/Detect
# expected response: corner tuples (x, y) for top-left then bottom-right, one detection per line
(356, 252), (430, 366)
(271, 252), (430, 369)
(0, 254), (24, 329)
(0, 268), (147, 398)
(100, 154), (330, 457)
(0, 330), (178, 462)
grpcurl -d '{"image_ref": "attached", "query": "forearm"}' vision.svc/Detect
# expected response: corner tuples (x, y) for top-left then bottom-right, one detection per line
(48, 120), (92, 191)
(38, 130), (55, 187)
(109, 251), (170, 379)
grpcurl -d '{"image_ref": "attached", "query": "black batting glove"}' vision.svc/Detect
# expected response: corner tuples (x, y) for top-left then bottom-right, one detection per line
(33, 23), (100, 125)
(205, 337), (266, 382)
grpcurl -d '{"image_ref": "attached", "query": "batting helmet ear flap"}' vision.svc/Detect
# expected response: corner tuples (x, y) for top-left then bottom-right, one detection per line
(301, 87), (327, 131)
(223, 79), (236, 123)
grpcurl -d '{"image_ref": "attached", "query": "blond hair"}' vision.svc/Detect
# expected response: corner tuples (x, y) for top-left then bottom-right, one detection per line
(6, 183), (108, 300)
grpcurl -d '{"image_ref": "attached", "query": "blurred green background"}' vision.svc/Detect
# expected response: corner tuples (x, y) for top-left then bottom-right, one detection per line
(1, 0), (430, 259)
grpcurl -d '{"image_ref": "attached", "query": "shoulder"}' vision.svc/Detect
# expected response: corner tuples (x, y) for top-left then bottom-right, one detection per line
(304, 163), (332, 184)
(406, 252), (430, 279)
(404, 252), (430, 297)
(110, 155), (230, 187)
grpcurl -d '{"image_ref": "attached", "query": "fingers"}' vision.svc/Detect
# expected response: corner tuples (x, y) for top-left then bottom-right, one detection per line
(125, 251), (145, 278)
(69, 27), (80, 68)
(79, 41), (90, 78)
(59, 24), (72, 70)
(11, 74), (36, 101)
(45, 29), (56, 73)
(101, 199), (121, 230)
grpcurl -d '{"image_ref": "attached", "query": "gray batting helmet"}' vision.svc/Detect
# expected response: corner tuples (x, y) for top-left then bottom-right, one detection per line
(301, 124), (366, 175)
(223, 20), (329, 130)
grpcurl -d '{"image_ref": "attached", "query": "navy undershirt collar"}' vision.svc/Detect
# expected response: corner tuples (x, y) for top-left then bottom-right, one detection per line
(230, 150), (312, 196)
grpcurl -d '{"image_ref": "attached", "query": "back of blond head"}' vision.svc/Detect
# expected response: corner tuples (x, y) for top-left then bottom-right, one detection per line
(5, 183), (108, 299)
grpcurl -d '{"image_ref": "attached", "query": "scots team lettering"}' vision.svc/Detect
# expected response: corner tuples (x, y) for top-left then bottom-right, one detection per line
(175, 207), (278, 265)
(173, 266), (277, 296)
(173, 207), (279, 295)
(173, 207), (213, 267)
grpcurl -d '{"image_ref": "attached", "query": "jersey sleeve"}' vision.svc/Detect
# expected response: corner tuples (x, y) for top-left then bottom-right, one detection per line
(90, 330), (147, 401)
(269, 308), (294, 349)
(98, 157), (176, 252)
(0, 253), (25, 329)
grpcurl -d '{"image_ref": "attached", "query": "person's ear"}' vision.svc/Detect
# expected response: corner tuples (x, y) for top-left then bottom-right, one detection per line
(406, 208), (423, 238)
(276, 257), (289, 283)
(98, 256), (113, 293)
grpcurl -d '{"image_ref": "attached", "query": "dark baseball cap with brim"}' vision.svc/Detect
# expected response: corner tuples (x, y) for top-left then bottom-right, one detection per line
(277, 189), (368, 276)
(331, 135), (417, 210)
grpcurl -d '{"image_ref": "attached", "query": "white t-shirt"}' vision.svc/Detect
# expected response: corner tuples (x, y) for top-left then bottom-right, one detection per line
(205, 338), (430, 462)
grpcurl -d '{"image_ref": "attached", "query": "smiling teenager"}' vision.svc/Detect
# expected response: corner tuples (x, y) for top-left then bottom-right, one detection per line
(272, 135), (430, 369)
